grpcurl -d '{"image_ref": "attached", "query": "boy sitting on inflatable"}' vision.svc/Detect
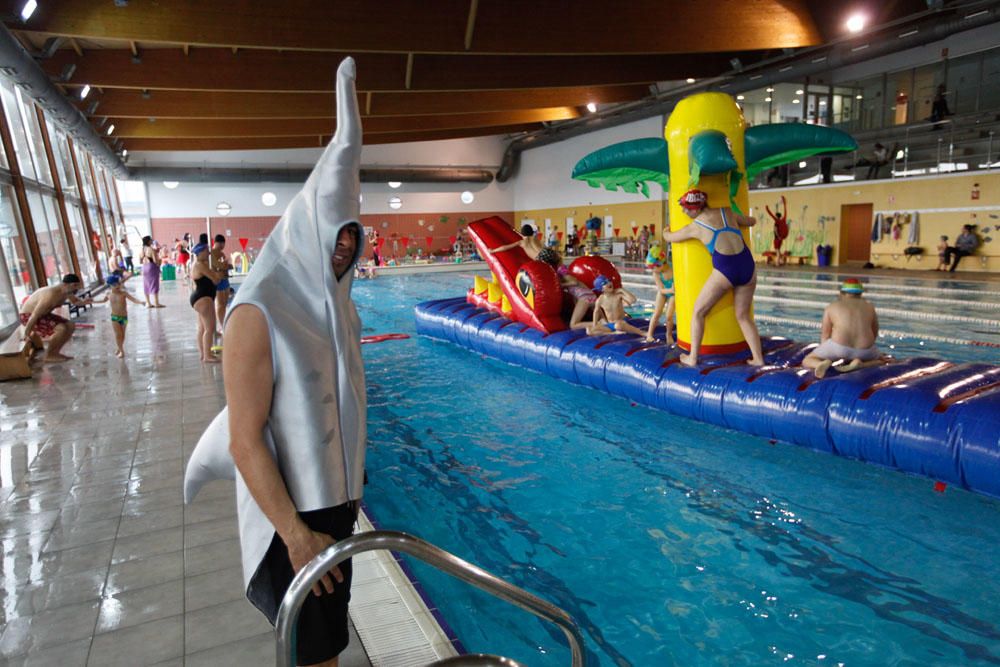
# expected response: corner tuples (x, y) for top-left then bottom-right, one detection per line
(588, 275), (645, 336)
(802, 278), (882, 378)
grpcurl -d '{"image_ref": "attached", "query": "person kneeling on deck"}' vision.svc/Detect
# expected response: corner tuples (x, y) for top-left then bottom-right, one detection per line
(19, 274), (91, 363)
(588, 275), (646, 336)
(802, 278), (881, 378)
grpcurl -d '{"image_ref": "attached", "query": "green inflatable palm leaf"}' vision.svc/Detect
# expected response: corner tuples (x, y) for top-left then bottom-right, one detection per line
(572, 138), (669, 198)
(745, 124), (857, 181)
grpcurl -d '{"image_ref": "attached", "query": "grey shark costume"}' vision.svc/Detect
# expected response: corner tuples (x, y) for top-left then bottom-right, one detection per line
(183, 57), (366, 623)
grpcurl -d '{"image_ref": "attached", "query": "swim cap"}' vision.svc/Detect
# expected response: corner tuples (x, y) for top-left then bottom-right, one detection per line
(106, 274), (121, 287)
(679, 189), (709, 210)
(645, 244), (668, 268)
(592, 275), (611, 292)
(192, 242), (209, 255)
(840, 278), (864, 294)
(536, 247), (561, 267)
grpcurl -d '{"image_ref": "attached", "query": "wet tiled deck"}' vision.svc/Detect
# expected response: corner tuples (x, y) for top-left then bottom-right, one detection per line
(0, 279), (372, 666)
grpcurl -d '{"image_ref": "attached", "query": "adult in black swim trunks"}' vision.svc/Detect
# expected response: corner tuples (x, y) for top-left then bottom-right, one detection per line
(190, 242), (225, 363)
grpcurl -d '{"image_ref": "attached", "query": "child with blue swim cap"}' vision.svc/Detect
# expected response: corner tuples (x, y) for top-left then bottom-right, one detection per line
(644, 244), (675, 344)
(588, 275), (645, 337)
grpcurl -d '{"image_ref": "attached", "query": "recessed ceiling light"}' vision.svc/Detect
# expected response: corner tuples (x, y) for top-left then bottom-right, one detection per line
(795, 89), (804, 95)
(764, 97), (772, 102)
(261, 191), (277, 207)
(686, 78), (696, 84)
(460, 191), (474, 204)
(846, 13), (866, 33)
(856, 94), (863, 100)
(79, 85), (91, 100)
(106, 124), (115, 135)
(765, 87), (774, 93)
(163, 181), (179, 189)
(121, 149), (128, 159)
(793, 99), (801, 104)
(586, 102), (597, 113)
(388, 181), (401, 189)
(798, 161), (807, 168)
(20, 0), (36, 21)
(736, 94), (745, 101)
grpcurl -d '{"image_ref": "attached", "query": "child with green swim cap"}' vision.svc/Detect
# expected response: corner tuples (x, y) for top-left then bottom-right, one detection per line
(644, 244), (675, 344)
(93, 273), (146, 359)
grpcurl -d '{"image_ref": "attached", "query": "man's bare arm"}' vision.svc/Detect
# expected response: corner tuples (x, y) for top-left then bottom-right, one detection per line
(224, 305), (343, 596)
(871, 309), (879, 339)
(820, 307), (833, 342)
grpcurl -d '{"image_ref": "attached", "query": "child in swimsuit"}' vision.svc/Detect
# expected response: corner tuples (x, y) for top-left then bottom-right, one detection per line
(662, 189), (764, 367)
(588, 275), (646, 336)
(644, 244), (675, 344)
(537, 248), (594, 330)
(93, 274), (145, 358)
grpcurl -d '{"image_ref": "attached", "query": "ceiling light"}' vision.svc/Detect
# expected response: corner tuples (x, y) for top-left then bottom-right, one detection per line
(20, 0), (37, 21)
(79, 84), (91, 100)
(460, 191), (474, 204)
(686, 78), (696, 84)
(217, 202), (232, 217)
(896, 149), (905, 160)
(388, 196), (402, 210)
(856, 94), (863, 100)
(779, 66), (793, 72)
(798, 161), (807, 168)
(793, 99), (800, 104)
(964, 9), (988, 19)
(766, 87), (774, 93)
(765, 97), (772, 102)
(261, 191), (277, 207)
(586, 102), (597, 113)
(736, 95), (745, 101)
(899, 29), (919, 38)
(387, 181), (401, 189)
(163, 181), (179, 189)
(121, 149), (128, 159)
(106, 124), (115, 135)
(819, 99), (827, 105)
(795, 89), (804, 95)
(846, 13), (866, 33)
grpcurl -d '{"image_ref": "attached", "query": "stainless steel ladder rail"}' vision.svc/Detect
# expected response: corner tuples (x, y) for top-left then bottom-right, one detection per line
(275, 530), (587, 667)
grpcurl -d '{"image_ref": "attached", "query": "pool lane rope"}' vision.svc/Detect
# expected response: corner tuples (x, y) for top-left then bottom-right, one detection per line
(756, 274), (1000, 299)
(756, 283), (1000, 311)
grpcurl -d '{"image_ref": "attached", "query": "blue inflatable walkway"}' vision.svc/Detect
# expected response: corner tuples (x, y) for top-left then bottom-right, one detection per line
(415, 297), (1000, 499)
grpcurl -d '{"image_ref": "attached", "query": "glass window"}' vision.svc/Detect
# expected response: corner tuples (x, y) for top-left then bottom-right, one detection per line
(14, 88), (53, 186)
(25, 190), (71, 284)
(73, 144), (97, 204)
(0, 240), (17, 330)
(87, 202), (110, 271)
(64, 202), (96, 285)
(0, 183), (34, 303)
(947, 52), (981, 115)
(912, 62), (944, 125)
(979, 48), (1000, 111)
(0, 79), (38, 179)
(45, 123), (78, 199)
(95, 166), (111, 212)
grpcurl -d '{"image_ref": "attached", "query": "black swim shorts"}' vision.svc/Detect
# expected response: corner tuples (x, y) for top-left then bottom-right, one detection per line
(262, 502), (358, 665)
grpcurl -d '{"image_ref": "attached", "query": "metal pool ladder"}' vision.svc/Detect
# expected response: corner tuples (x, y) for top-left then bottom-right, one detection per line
(275, 530), (587, 667)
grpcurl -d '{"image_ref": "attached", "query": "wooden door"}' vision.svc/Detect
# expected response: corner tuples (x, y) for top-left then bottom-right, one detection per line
(840, 203), (873, 263)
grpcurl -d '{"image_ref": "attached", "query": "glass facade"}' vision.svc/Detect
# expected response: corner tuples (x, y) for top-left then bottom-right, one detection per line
(0, 72), (125, 330)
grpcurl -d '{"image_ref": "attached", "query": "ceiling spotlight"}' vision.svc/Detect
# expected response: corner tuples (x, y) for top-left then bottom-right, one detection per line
(121, 149), (128, 159)
(736, 94), (745, 101)
(686, 78), (696, 84)
(163, 181), (179, 189)
(846, 13), (866, 33)
(765, 97), (772, 102)
(586, 102), (597, 113)
(765, 87), (774, 93)
(792, 99), (801, 104)
(856, 94), (863, 100)
(387, 181), (401, 189)
(79, 84), (91, 100)
(798, 161), (807, 168)
(819, 99), (827, 105)
(106, 124), (115, 135)
(896, 149), (905, 160)
(795, 89), (804, 95)
(20, 0), (37, 21)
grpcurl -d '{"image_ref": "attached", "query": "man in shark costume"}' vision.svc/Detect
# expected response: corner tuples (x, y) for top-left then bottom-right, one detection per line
(183, 57), (366, 666)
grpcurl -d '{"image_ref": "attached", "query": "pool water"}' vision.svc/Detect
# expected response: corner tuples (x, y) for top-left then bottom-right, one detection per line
(354, 272), (1000, 666)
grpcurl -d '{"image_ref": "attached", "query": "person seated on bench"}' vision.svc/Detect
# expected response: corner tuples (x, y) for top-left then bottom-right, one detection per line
(802, 278), (881, 378)
(19, 274), (91, 363)
(943, 224), (980, 272)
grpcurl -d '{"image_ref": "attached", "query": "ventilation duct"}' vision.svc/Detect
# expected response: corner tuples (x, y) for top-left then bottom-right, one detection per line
(128, 166), (495, 184)
(0, 25), (127, 179)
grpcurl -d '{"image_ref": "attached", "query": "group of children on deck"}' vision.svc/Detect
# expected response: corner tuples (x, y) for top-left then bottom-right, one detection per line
(493, 188), (881, 378)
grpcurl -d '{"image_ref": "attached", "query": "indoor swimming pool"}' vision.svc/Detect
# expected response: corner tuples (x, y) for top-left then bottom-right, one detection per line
(354, 272), (1000, 666)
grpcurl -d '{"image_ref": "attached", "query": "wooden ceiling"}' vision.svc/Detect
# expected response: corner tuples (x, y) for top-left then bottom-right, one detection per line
(1, 0), (929, 153)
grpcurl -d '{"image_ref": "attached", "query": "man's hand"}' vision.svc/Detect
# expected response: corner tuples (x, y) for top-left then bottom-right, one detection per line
(285, 525), (344, 596)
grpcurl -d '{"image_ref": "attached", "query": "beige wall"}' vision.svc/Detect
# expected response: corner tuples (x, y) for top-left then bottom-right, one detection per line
(514, 200), (665, 241)
(747, 172), (1000, 272)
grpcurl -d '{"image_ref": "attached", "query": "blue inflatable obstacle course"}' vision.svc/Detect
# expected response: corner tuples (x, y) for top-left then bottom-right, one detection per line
(415, 297), (1000, 499)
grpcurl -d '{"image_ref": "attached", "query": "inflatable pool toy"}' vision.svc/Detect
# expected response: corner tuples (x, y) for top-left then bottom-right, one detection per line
(415, 297), (1000, 500)
(361, 333), (410, 344)
(572, 93), (856, 354)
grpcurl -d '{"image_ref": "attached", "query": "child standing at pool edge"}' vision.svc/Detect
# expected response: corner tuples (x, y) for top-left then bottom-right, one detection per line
(93, 274), (145, 358)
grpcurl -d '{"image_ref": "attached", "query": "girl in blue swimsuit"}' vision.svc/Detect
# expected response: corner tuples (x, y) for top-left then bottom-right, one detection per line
(644, 244), (675, 344)
(662, 190), (764, 367)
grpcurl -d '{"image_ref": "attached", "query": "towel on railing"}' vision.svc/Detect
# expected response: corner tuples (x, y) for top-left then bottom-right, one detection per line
(907, 211), (919, 245)
(871, 213), (883, 242)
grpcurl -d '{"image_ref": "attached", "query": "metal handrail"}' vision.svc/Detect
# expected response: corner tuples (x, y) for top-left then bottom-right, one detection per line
(275, 530), (587, 667)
